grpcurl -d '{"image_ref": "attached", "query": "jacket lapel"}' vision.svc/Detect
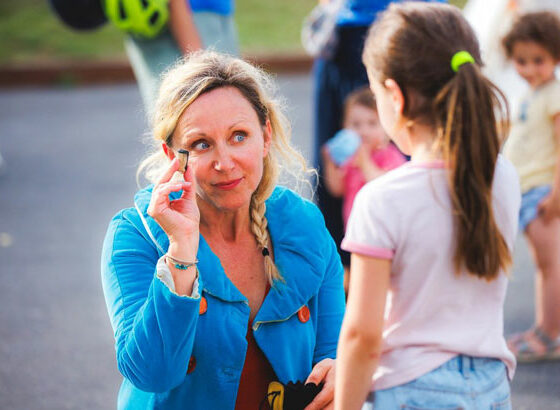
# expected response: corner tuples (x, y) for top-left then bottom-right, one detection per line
(253, 188), (323, 324)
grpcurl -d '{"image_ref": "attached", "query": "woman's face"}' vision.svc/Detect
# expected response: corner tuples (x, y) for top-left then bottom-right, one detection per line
(169, 86), (271, 213)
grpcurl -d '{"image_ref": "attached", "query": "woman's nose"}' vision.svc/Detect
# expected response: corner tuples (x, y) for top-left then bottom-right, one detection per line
(212, 147), (235, 171)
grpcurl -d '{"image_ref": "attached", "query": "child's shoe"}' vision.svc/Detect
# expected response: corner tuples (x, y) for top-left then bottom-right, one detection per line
(507, 327), (560, 363)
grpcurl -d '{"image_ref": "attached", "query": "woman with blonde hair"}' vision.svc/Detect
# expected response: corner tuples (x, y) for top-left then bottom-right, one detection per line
(101, 51), (344, 409)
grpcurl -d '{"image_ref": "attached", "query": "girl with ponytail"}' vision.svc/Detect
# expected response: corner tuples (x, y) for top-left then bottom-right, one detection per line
(335, 3), (520, 409)
(101, 51), (345, 409)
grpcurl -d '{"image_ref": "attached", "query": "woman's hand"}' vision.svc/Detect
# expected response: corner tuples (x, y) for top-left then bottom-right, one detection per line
(304, 358), (335, 410)
(147, 158), (200, 255)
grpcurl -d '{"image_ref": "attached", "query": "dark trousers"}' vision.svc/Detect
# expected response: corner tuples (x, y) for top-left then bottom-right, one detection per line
(313, 25), (370, 266)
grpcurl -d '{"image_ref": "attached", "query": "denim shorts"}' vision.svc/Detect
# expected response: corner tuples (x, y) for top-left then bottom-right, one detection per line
(519, 185), (551, 232)
(362, 355), (511, 410)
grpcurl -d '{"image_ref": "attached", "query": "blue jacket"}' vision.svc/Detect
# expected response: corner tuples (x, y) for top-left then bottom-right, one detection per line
(101, 186), (345, 409)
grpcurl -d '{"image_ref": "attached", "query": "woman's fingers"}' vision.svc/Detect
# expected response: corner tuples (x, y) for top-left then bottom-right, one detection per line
(180, 165), (197, 201)
(304, 359), (335, 410)
(156, 157), (181, 186)
(305, 382), (333, 410)
(148, 181), (191, 216)
(305, 358), (332, 385)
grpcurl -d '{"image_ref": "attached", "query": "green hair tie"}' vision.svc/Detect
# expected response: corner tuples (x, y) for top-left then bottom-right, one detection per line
(451, 51), (475, 72)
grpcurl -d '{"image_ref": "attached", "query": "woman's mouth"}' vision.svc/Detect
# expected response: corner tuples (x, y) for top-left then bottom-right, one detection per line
(213, 178), (243, 190)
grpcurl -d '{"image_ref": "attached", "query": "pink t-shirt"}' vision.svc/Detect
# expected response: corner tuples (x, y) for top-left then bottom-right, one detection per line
(341, 155), (520, 391)
(342, 144), (406, 227)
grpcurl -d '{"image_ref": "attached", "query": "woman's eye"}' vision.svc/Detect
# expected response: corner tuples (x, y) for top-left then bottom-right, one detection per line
(232, 132), (247, 143)
(193, 140), (210, 150)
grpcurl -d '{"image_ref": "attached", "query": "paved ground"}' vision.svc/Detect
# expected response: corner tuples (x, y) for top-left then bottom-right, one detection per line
(0, 76), (558, 409)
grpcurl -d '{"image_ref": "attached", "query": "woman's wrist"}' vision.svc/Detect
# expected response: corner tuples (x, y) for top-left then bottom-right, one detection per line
(167, 237), (199, 262)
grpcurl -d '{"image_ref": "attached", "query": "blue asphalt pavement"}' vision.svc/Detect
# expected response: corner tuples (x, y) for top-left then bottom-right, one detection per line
(0, 75), (558, 409)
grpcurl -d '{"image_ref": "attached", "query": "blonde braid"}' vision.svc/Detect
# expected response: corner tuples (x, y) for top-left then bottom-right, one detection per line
(250, 194), (283, 285)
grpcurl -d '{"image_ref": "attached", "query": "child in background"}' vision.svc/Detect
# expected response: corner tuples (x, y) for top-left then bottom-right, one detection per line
(502, 11), (560, 362)
(323, 86), (406, 229)
(335, 3), (520, 409)
(322, 87), (405, 292)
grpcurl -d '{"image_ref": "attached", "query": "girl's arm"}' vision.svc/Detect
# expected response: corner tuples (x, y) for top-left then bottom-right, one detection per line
(538, 113), (560, 221)
(169, 0), (203, 54)
(322, 146), (345, 197)
(334, 253), (391, 410)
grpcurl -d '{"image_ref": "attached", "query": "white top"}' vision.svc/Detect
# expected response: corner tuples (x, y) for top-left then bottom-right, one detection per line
(341, 155), (520, 390)
(503, 78), (560, 193)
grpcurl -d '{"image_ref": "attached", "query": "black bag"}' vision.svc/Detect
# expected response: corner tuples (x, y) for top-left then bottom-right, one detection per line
(49, 0), (107, 30)
(262, 381), (324, 410)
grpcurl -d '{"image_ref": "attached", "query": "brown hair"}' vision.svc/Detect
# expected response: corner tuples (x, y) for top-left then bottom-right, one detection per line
(502, 11), (560, 60)
(344, 86), (377, 119)
(363, 3), (511, 281)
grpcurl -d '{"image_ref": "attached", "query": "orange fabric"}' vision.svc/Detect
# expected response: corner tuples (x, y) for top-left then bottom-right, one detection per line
(235, 286), (276, 410)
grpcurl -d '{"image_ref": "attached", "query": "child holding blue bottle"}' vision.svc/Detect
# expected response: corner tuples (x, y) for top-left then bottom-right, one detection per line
(322, 86), (405, 292)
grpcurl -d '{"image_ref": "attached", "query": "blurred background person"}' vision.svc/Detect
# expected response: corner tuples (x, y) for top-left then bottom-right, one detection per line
(501, 11), (560, 362)
(110, 0), (239, 115)
(321, 86), (405, 292)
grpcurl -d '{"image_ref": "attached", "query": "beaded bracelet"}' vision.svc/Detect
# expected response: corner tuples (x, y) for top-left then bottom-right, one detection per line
(165, 254), (198, 270)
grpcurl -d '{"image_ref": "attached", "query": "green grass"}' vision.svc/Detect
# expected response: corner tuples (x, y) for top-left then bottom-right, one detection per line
(0, 0), (466, 65)
(0, 0), (126, 63)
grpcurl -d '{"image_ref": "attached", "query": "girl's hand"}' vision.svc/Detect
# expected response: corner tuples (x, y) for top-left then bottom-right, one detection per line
(353, 145), (383, 181)
(538, 193), (560, 223)
(352, 144), (369, 169)
(304, 358), (335, 410)
(147, 158), (200, 247)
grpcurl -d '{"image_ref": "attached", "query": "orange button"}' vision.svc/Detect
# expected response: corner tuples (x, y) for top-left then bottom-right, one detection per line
(187, 356), (196, 374)
(199, 297), (207, 315)
(298, 306), (310, 323)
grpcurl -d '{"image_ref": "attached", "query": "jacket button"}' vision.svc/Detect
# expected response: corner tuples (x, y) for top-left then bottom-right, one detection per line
(298, 306), (310, 323)
(199, 296), (207, 315)
(187, 356), (196, 374)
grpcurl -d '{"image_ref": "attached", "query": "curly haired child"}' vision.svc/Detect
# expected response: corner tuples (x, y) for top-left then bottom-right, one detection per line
(502, 11), (560, 362)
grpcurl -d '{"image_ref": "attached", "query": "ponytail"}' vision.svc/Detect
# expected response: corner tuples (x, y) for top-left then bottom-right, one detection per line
(434, 63), (511, 280)
(362, 2), (513, 280)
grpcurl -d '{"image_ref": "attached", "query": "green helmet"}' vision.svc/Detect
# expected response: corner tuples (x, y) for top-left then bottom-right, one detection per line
(104, 0), (169, 38)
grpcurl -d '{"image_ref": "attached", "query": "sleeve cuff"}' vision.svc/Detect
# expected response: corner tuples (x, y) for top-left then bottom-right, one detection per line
(156, 255), (200, 298)
(341, 239), (394, 259)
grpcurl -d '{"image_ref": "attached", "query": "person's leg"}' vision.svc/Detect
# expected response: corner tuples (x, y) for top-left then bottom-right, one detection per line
(191, 12), (239, 56)
(507, 208), (560, 361)
(313, 29), (370, 266)
(525, 215), (560, 338)
(125, 31), (183, 116)
(313, 57), (347, 266)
